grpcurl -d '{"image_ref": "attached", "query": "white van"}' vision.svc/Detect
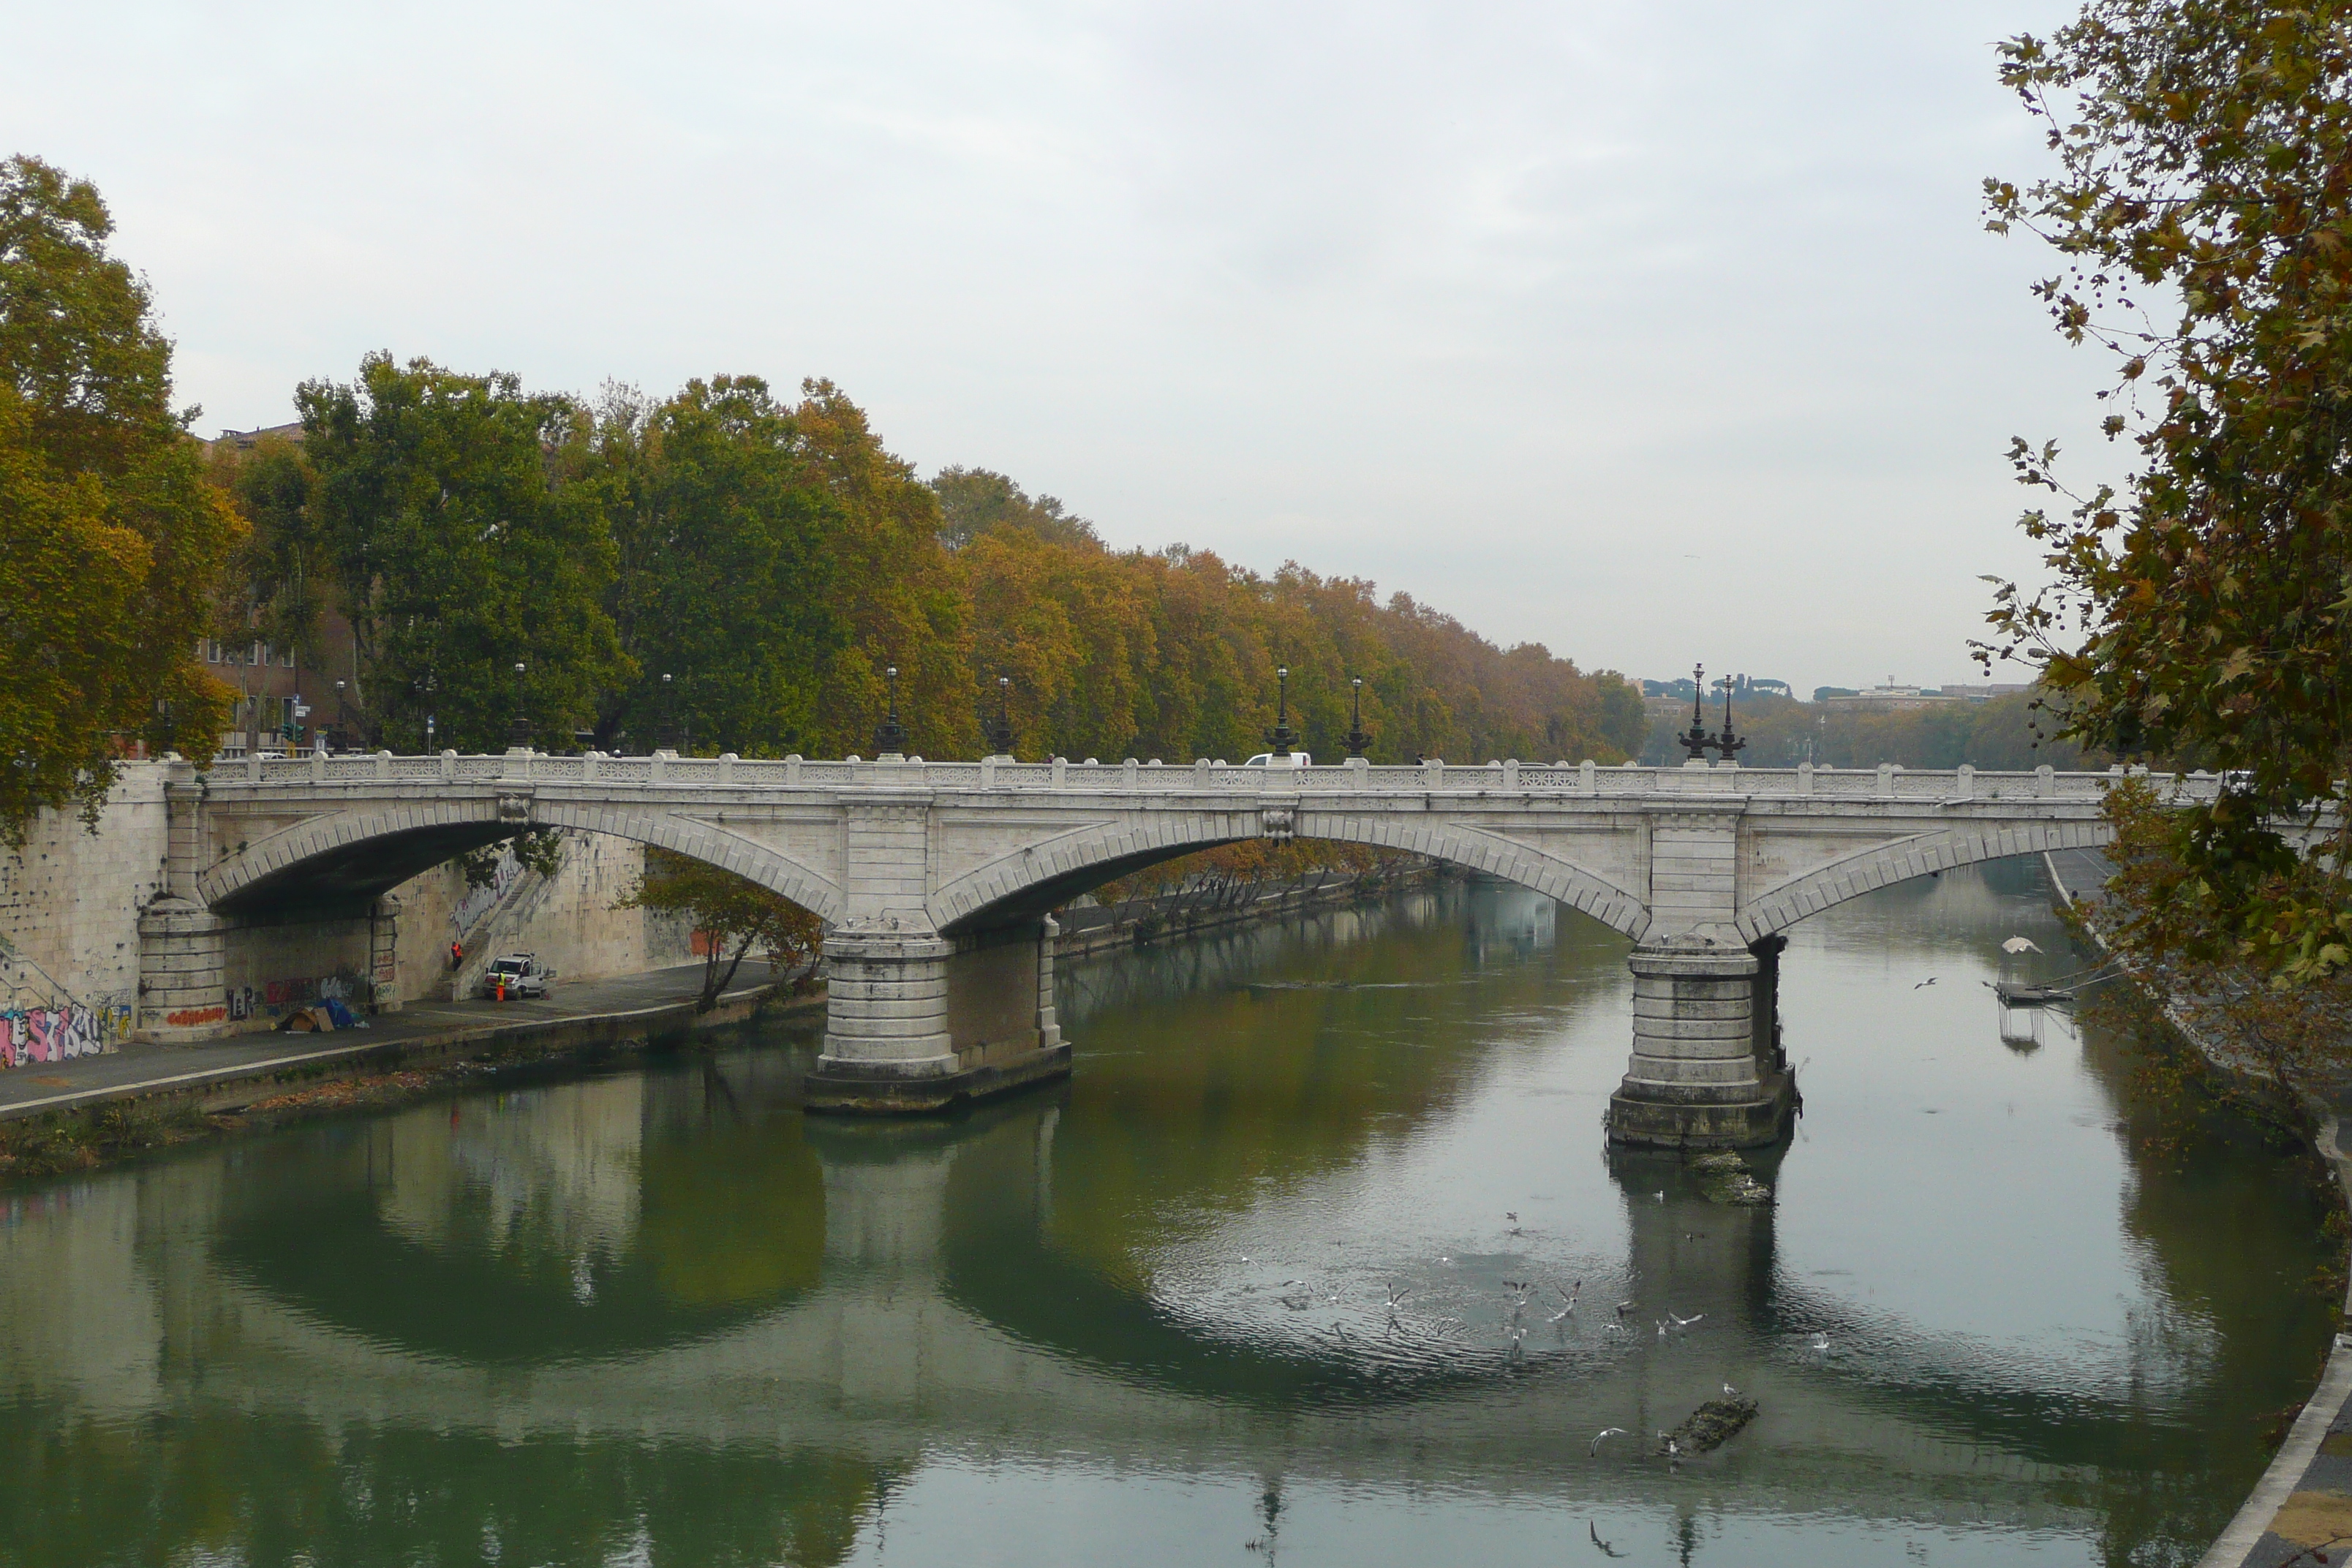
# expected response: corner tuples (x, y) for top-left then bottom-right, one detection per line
(1242, 753), (1311, 766)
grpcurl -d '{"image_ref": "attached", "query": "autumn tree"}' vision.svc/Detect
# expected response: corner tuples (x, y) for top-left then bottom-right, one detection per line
(794, 382), (975, 758)
(0, 154), (238, 841)
(621, 848), (823, 1011)
(1983, 1), (2352, 978)
(934, 465), (1101, 550)
(297, 355), (630, 752)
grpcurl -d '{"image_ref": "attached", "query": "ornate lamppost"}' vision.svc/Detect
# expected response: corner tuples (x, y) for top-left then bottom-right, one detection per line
(509, 662), (529, 749)
(1715, 674), (1747, 764)
(658, 673), (679, 752)
(1343, 676), (1373, 758)
(1265, 666), (1298, 758)
(872, 665), (910, 755)
(981, 675), (1016, 759)
(1678, 662), (1716, 761)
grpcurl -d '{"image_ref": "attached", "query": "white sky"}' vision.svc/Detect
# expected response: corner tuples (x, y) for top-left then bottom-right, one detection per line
(3, 0), (2117, 696)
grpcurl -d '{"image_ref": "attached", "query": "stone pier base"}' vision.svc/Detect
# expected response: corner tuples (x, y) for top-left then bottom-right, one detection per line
(1607, 940), (1797, 1150)
(806, 916), (1072, 1115)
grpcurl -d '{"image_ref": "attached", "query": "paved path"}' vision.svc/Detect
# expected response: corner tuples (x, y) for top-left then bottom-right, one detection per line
(0, 963), (792, 1123)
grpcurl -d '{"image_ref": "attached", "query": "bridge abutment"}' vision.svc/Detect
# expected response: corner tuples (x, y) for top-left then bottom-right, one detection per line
(1607, 941), (1795, 1150)
(807, 916), (1071, 1115)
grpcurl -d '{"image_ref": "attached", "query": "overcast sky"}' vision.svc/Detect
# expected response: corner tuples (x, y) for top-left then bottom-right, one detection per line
(4, 0), (2114, 696)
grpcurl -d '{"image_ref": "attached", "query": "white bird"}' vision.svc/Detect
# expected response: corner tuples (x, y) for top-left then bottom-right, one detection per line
(1914, 976), (1937, 989)
(1656, 1319), (1668, 1338)
(1386, 1284), (1410, 1308)
(1722, 1381), (1740, 1398)
(1668, 1311), (1705, 1330)
(1809, 1332), (1833, 1354)
(1590, 1427), (1629, 1456)
(1654, 1189), (1667, 1203)
(1615, 1300), (1634, 1318)
(1602, 1321), (1627, 1337)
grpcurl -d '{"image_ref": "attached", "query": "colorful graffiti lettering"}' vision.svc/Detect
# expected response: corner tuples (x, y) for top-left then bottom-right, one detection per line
(0, 1002), (129, 1069)
(162, 1006), (227, 1028)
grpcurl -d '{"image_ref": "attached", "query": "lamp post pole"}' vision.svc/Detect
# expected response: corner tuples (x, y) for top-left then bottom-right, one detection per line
(659, 673), (679, 752)
(984, 675), (1015, 759)
(872, 665), (909, 756)
(509, 663), (529, 750)
(1343, 676), (1372, 758)
(1264, 666), (1299, 759)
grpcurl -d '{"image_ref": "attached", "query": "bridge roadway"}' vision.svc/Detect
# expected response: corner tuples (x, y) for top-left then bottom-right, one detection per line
(142, 749), (2195, 1144)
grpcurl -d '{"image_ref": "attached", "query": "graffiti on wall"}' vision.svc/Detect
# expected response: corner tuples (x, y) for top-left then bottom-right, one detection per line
(0, 1001), (131, 1068)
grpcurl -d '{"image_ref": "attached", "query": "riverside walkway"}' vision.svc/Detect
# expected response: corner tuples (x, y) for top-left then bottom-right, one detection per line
(0, 962), (783, 1125)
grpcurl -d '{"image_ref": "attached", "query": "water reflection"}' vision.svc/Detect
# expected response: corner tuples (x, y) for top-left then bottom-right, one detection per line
(0, 868), (2332, 1567)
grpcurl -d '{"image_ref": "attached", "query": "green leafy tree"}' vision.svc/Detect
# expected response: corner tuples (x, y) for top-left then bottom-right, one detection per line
(297, 355), (630, 751)
(589, 377), (843, 755)
(0, 154), (238, 840)
(621, 848), (823, 1011)
(1982, 0), (2352, 979)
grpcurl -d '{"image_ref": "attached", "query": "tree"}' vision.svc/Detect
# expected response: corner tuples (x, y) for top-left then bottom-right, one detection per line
(933, 465), (1101, 551)
(1982, 1), (2352, 979)
(297, 355), (630, 752)
(620, 848), (823, 1011)
(0, 154), (238, 842)
(794, 382), (975, 758)
(590, 377), (842, 755)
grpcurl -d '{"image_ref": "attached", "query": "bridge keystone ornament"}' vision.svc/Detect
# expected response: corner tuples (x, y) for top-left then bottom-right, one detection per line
(151, 749), (2175, 1137)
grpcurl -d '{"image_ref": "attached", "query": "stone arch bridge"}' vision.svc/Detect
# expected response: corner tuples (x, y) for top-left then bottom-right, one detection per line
(142, 748), (2185, 1145)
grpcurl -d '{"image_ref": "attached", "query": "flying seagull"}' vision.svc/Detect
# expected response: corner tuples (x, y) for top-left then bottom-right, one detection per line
(1590, 1427), (1629, 1457)
(1668, 1311), (1705, 1330)
(1914, 976), (1937, 989)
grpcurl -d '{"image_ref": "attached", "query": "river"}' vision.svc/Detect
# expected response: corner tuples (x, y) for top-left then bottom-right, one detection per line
(0, 862), (2333, 1567)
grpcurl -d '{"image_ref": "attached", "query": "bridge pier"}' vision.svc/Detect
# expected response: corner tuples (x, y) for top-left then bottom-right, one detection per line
(807, 916), (1070, 1115)
(1607, 937), (1795, 1150)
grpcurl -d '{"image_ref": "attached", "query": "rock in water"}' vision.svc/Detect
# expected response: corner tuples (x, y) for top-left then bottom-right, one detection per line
(1689, 1150), (1774, 1206)
(1657, 1395), (1759, 1455)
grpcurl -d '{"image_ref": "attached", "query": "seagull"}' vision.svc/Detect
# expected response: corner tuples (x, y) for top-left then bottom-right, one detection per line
(1668, 1311), (1705, 1330)
(1656, 1319), (1668, 1338)
(1505, 1211), (1518, 1221)
(1602, 1320), (1627, 1337)
(1809, 1332), (1833, 1354)
(1722, 1381), (1740, 1398)
(1590, 1427), (1629, 1457)
(1386, 1284), (1411, 1309)
(1549, 1282), (1580, 1323)
(1914, 976), (1937, 989)
(1589, 1520), (1627, 1558)
(1615, 1300), (1635, 1319)
(1654, 1189), (1667, 1203)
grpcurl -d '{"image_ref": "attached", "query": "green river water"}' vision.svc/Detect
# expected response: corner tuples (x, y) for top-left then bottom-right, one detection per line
(0, 862), (2334, 1567)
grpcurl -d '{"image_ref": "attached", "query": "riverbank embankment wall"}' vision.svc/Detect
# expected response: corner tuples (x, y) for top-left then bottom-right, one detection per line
(1, 763), (693, 1047)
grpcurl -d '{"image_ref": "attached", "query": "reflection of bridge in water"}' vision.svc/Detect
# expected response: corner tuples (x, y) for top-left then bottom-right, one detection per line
(0, 1031), (2236, 1555)
(138, 752), (2182, 1143)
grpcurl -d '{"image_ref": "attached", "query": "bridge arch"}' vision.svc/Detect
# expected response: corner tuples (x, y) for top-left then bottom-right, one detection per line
(198, 798), (845, 922)
(1735, 818), (2113, 943)
(927, 806), (1651, 941)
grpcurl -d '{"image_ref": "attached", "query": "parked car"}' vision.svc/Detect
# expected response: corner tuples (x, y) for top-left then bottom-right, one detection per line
(480, 954), (554, 999)
(1242, 752), (1312, 766)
